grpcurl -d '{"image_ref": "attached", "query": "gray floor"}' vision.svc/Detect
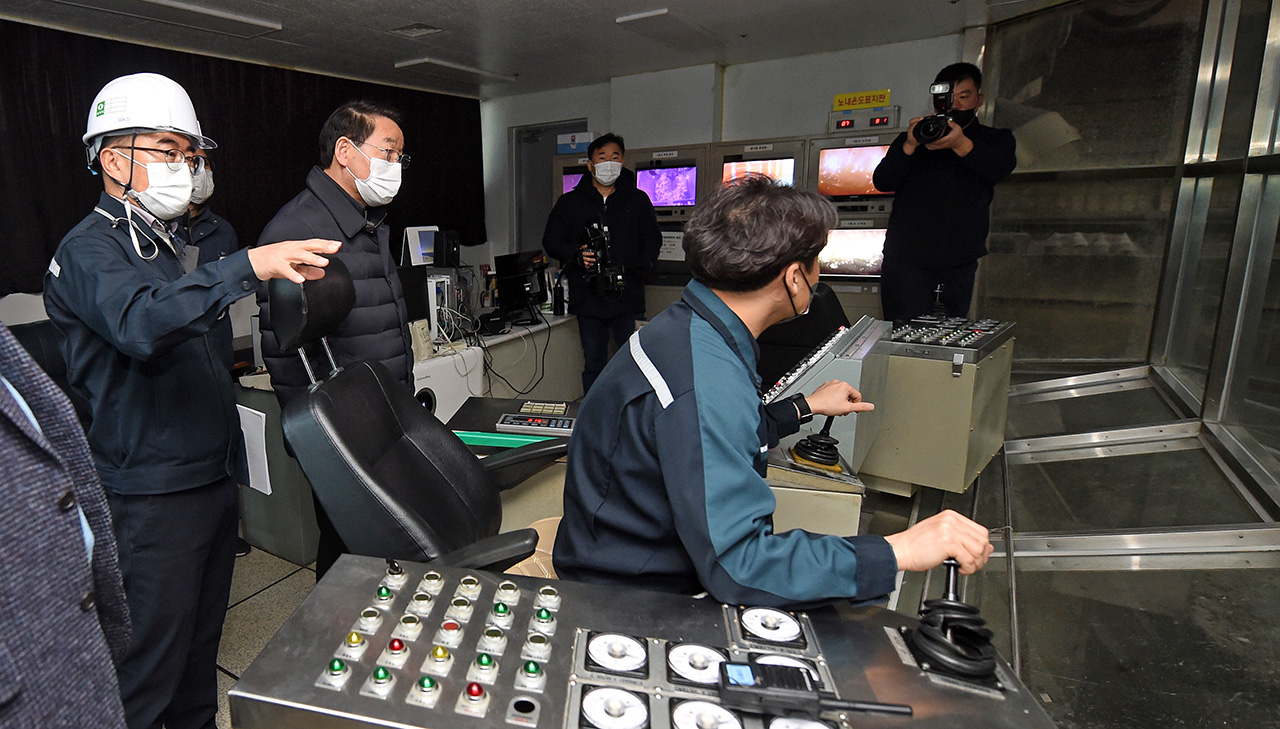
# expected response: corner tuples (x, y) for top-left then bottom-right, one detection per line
(214, 369), (1280, 729)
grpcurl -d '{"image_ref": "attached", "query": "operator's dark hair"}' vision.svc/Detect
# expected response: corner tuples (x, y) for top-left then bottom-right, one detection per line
(319, 100), (404, 168)
(587, 132), (625, 158)
(683, 175), (836, 292)
(934, 62), (983, 90)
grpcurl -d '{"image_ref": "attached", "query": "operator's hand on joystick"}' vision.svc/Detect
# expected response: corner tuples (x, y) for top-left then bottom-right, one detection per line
(884, 510), (994, 575)
(805, 380), (874, 417)
(578, 244), (597, 269)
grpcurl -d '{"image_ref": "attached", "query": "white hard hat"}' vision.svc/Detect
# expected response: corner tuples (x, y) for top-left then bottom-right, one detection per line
(84, 72), (216, 162)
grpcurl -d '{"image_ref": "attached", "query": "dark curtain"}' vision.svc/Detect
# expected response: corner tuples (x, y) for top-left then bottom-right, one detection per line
(0, 19), (486, 295)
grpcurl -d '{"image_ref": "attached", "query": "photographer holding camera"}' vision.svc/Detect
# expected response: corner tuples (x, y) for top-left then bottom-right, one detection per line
(872, 62), (1017, 322)
(543, 133), (662, 393)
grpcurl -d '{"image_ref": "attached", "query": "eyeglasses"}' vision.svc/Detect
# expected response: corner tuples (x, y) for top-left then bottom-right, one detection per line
(357, 141), (411, 169)
(111, 145), (206, 173)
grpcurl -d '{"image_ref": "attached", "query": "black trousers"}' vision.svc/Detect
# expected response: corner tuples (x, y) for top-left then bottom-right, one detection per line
(107, 477), (238, 729)
(577, 313), (640, 393)
(879, 256), (980, 323)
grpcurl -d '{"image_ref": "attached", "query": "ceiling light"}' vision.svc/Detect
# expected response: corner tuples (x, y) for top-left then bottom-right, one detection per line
(615, 7), (719, 52)
(387, 23), (443, 40)
(51, 0), (280, 38)
(395, 56), (516, 82)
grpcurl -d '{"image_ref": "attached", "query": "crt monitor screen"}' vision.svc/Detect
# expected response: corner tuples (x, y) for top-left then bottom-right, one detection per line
(817, 146), (892, 198)
(819, 229), (885, 276)
(636, 166), (698, 207)
(722, 158), (795, 186)
(561, 165), (588, 195)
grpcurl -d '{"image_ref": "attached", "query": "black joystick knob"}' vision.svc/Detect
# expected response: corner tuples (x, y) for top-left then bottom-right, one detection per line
(792, 416), (840, 467)
(386, 558), (403, 576)
(907, 557), (998, 681)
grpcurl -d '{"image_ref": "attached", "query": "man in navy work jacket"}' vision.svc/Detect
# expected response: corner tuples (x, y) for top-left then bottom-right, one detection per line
(554, 176), (993, 607)
(0, 323), (130, 728)
(43, 72), (339, 729)
(873, 62), (1017, 322)
(256, 100), (414, 577)
(543, 133), (662, 393)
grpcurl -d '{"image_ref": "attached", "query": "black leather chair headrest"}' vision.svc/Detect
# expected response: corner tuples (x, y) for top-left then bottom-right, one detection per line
(268, 257), (356, 352)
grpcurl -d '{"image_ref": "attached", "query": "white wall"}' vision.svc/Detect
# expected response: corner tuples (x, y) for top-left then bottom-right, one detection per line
(722, 34), (964, 141)
(480, 83), (611, 261)
(480, 33), (964, 253)
(610, 64), (722, 148)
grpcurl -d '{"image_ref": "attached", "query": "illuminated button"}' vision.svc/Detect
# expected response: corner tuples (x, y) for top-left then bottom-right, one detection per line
(524, 660), (541, 676)
(408, 592), (433, 616)
(466, 682), (485, 700)
(514, 659), (547, 692)
(389, 638), (407, 654)
(394, 613), (424, 640)
(487, 601), (514, 629)
(435, 619), (464, 647)
(496, 580), (521, 604)
(373, 666), (392, 684)
(456, 575), (482, 599)
(356, 607), (384, 633)
(346, 632), (365, 648)
(375, 585), (394, 604)
(316, 657), (353, 691)
(533, 585), (561, 611)
(529, 607), (557, 636)
(407, 673), (442, 707)
(418, 571), (445, 595)
(422, 644), (455, 677)
(445, 596), (475, 623)
(467, 651), (499, 684)
(476, 653), (494, 668)
(431, 646), (451, 661)
(417, 675), (438, 692)
(328, 658), (347, 675)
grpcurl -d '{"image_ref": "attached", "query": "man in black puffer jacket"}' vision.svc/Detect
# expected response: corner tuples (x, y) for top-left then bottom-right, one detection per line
(257, 100), (414, 576)
(543, 133), (662, 393)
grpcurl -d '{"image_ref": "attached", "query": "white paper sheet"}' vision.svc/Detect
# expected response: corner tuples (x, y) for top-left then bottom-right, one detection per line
(236, 405), (272, 496)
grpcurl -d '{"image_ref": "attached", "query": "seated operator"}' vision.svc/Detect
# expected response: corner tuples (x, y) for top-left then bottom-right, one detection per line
(553, 175), (993, 607)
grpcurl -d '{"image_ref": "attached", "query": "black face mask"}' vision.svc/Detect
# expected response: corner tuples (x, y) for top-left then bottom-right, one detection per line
(950, 108), (978, 128)
(781, 268), (819, 323)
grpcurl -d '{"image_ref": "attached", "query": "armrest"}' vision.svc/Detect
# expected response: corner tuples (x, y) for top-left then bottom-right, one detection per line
(482, 439), (570, 492)
(430, 528), (538, 572)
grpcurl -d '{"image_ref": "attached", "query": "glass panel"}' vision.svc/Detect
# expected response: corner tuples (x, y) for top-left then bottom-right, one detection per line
(1163, 176), (1242, 400)
(1214, 0), (1274, 158)
(1006, 386), (1182, 439)
(1015, 566), (1280, 728)
(988, 0), (1205, 172)
(942, 452), (1008, 530)
(979, 177), (1176, 360)
(1227, 211), (1280, 458)
(1008, 443), (1259, 532)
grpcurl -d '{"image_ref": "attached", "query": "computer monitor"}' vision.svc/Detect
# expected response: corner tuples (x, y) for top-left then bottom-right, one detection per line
(636, 166), (698, 207)
(816, 145), (892, 200)
(721, 158), (796, 186)
(819, 228), (886, 277)
(562, 171), (585, 194)
(494, 251), (549, 325)
(630, 144), (710, 224)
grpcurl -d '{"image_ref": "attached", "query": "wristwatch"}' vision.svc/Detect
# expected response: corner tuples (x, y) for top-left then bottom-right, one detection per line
(787, 393), (814, 424)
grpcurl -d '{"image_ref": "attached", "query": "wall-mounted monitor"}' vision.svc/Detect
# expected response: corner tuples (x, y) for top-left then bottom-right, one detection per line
(562, 172), (585, 194)
(807, 132), (901, 220)
(630, 144), (710, 225)
(710, 138), (808, 196)
(552, 153), (589, 202)
(819, 228), (886, 278)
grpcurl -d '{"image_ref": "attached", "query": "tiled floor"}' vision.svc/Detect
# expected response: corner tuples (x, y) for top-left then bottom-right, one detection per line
(215, 549), (316, 729)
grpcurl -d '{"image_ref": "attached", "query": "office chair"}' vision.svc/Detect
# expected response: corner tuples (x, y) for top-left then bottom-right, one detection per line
(10, 319), (93, 427)
(756, 282), (852, 386)
(271, 258), (566, 571)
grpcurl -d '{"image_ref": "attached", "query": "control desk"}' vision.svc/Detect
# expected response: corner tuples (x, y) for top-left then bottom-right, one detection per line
(229, 556), (1053, 729)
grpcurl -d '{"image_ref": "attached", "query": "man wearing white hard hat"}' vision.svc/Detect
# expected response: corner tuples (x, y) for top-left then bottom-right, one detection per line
(43, 72), (340, 729)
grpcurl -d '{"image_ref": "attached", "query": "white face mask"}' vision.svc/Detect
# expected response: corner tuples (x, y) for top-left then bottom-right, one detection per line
(111, 150), (194, 220)
(190, 167), (215, 205)
(592, 160), (622, 187)
(348, 141), (402, 207)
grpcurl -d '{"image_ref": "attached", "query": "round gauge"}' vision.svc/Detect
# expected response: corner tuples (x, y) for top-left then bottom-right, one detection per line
(755, 655), (818, 682)
(769, 718), (829, 729)
(667, 643), (725, 684)
(588, 633), (647, 672)
(581, 688), (648, 729)
(671, 701), (742, 729)
(741, 608), (801, 643)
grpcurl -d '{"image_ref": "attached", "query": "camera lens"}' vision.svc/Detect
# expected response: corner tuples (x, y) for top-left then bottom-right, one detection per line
(913, 116), (949, 145)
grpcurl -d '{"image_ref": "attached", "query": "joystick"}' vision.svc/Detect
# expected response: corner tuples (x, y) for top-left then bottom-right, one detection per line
(790, 416), (841, 472)
(905, 559), (999, 683)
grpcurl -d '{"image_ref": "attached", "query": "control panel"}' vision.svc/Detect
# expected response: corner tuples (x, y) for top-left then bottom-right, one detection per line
(887, 316), (1015, 364)
(497, 413), (576, 436)
(229, 556), (1053, 729)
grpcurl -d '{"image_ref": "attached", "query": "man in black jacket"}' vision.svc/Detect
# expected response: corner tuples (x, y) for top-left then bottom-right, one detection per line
(542, 133), (662, 393)
(257, 100), (414, 577)
(872, 63), (1017, 322)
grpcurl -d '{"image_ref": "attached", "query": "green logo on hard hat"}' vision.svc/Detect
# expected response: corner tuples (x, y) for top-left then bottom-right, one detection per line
(96, 101), (105, 117)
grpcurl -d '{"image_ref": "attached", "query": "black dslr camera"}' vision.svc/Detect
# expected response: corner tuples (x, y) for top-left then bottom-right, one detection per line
(583, 222), (626, 299)
(913, 81), (956, 145)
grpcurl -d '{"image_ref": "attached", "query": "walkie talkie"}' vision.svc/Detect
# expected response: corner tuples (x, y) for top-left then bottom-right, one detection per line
(718, 662), (913, 719)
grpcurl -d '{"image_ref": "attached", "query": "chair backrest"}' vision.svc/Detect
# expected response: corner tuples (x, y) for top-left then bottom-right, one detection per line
(756, 282), (852, 386)
(10, 319), (92, 426)
(273, 261), (504, 563)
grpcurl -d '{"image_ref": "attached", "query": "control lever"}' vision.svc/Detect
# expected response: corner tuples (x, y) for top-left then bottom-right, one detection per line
(790, 416), (841, 469)
(905, 558), (999, 681)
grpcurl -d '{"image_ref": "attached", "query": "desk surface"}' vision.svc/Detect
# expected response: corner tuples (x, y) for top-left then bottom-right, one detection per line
(480, 313), (575, 347)
(448, 396), (580, 455)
